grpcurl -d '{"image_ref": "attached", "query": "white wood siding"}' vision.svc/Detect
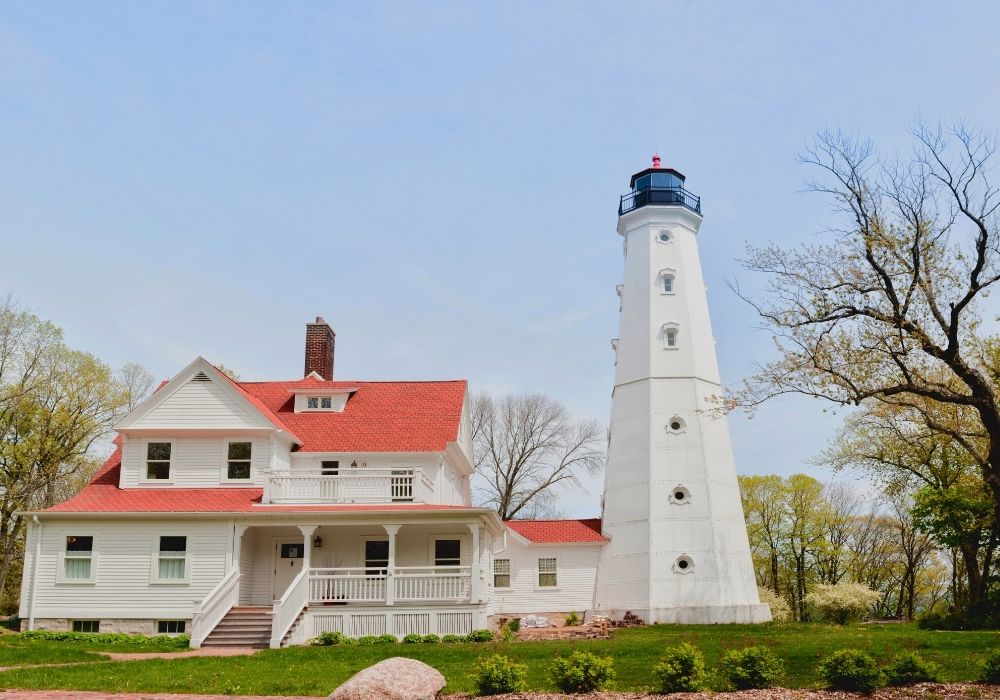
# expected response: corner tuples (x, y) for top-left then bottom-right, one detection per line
(30, 519), (230, 620)
(131, 378), (267, 429)
(120, 437), (271, 488)
(491, 539), (600, 614)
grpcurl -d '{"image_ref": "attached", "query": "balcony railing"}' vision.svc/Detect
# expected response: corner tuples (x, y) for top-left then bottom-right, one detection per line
(309, 566), (472, 604)
(619, 186), (701, 215)
(267, 468), (435, 504)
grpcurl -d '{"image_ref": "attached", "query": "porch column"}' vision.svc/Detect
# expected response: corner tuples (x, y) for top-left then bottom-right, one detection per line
(232, 525), (250, 572)
(467, 522), (481, 604)
(297, 525), (318, 582)
(383, 524), (401, 606)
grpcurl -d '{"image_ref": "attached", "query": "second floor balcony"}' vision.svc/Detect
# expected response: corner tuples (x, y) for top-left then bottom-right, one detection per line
(265, 468), (436, 505)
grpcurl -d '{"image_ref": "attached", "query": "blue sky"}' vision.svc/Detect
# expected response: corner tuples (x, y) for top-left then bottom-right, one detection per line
(2, 2), (999, 515)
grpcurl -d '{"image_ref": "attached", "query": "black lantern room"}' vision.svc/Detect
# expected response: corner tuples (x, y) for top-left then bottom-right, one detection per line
(619, 154), (701, 215)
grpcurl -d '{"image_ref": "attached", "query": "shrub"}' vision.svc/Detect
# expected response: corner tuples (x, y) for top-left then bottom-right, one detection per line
(473, 653), (528, 695)
(467, 629), (494, 642)
(375, 633), (398, 644)
(356, 635), (379, 645)
(20, 630), (189, 649)
(818, 649), (883, 694)
(565, 611), (581, 626)
(652, 642), (708, 693)
(442, 634), (465, 643)
(422, 634), (440, 643)
(981, 649), (1000, 683)
(550, 651), (615, 693)
(506, 617), (521, 633)
(721, 646), (784, 690)
(885, 652), (941, 686)
(401, 633), (423, 644)
(757, 587), (793, 622)
(309, 631), (355, 646)
(805, 583), (881, 624)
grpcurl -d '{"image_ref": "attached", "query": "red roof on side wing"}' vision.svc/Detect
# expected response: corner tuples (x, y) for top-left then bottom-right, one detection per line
(44, 450), (475, 514)
(237, 379), (467, 453)
(504, 518), (607, 543)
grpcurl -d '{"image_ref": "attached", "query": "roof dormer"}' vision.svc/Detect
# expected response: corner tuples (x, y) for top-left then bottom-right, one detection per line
(288, 374), (357, 413)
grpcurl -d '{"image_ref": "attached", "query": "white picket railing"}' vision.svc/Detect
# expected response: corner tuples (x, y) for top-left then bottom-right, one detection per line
(190, 569), (240, 648)
(270, 568), (308, 648)
(310, 568), (387, 603)
(395, 566), (472, 602)
(308, 566), (471, 604)
(267, 468), (434, 504)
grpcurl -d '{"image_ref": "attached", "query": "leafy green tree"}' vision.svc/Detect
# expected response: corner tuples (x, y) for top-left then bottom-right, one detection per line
(0, 297), (152, 611)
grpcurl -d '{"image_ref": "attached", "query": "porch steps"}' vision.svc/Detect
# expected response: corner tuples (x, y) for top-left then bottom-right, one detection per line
(202, 606), (274, 648)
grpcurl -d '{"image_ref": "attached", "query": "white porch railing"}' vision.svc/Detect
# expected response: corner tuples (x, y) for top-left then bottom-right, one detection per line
(267, 468), (435, 504)
(190, 569), (240, 648)
(308, 566), (471, 604)
(310, 568), (387, 603)
(395, 566), (472, 602)
(270, 568), (309, 649)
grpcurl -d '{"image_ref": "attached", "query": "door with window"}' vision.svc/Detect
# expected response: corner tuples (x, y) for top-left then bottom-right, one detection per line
(273, 540), (304, 598)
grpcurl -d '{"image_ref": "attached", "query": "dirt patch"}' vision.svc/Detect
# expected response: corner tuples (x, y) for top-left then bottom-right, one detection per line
(449, 683), (1000, 700)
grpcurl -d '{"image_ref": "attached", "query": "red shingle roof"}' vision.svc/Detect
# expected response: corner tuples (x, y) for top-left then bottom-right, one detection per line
(236, 379), (467, 453)
(45, 451), (476, 514)
(504, 518), (607, 543)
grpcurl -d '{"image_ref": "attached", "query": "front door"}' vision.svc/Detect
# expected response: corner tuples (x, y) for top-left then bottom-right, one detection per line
(273, 539), (304, 599)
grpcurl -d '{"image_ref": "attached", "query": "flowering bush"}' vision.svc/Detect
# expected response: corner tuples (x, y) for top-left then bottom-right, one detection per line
(757, 587), (793, 622)
(805, 583), (881, 624)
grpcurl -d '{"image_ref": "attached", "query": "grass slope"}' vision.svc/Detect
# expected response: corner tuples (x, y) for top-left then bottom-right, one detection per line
(0, 634), (185, 667)
(0, 623), (997, 695)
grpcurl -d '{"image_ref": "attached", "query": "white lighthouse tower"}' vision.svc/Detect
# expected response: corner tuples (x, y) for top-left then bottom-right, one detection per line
(595, 156), (770, 624)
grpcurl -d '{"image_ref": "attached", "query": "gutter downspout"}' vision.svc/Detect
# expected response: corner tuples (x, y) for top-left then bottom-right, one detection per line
(27, 515), (41, 631)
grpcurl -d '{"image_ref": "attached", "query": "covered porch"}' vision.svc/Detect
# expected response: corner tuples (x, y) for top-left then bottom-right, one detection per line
(191, 514), (495, 648)
(236, 521), (485, 607)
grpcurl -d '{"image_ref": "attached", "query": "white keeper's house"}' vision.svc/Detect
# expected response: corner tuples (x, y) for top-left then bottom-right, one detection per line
(18, 157), (768, 648)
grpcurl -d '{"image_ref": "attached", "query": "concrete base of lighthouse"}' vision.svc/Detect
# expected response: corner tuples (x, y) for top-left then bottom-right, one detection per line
(594, 603), (772, 625)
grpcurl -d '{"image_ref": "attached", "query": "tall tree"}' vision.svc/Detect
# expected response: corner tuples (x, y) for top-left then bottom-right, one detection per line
(0, 298), (152, 609)
(732, 125), (1000, 532)
(470, 392), (603, 520)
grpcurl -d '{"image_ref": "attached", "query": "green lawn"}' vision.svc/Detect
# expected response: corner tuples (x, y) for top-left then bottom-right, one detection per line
(0, 633), (189, 667)
(0, 623), (997, 695)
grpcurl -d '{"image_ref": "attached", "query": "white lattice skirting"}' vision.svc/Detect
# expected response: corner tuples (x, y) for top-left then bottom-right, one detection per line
(298, 605), (486, 643)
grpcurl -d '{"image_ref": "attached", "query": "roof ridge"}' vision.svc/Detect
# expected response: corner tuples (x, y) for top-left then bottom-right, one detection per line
(237, 379), (468, 385)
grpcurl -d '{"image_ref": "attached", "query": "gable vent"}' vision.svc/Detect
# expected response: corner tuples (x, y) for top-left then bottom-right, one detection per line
(190, 371), (211, 382)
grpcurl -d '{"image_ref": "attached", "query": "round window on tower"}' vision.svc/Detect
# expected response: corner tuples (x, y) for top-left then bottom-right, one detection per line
(669, 485), (691, 505)
(657, 230), (672, 244)
(666, 416), (686, 434)
(673, 555), (695, 575)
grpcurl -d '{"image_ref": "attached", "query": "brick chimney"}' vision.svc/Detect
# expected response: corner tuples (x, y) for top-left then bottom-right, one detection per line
(304, 317), (335, 380)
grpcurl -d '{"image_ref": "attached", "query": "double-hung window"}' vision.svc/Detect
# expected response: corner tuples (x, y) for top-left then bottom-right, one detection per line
(63, 536), (94, 581)
(155, 536), (188, 582)
(538, 557), (557, 587)
(226, 441), (252, 480)
(433, 539), (461, 572)
(364, 540), (389, 575)
(146, 442), (172, 480)
(493, 558), (511, 588)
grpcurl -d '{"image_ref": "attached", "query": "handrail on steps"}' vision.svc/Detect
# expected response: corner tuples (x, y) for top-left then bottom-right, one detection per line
(190, 568), (240, 648)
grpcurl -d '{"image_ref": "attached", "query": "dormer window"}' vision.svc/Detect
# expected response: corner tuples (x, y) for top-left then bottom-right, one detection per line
(293, 388), (356, 412)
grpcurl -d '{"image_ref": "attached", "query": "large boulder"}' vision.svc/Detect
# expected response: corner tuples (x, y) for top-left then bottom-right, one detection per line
(328, 656), (446, 700)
